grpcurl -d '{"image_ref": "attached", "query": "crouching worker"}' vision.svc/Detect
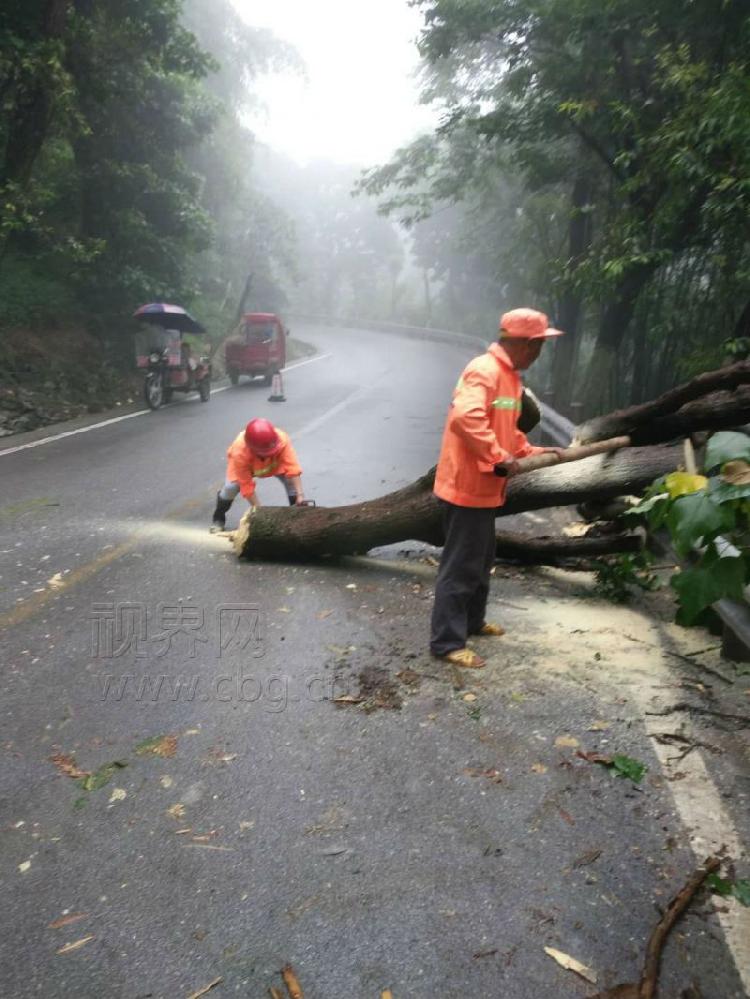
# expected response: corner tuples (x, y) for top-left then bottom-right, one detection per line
(210, 418), (304, 532)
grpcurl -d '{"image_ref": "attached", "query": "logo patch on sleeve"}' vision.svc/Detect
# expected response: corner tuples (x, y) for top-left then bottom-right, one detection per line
(491, 396), (521, 411)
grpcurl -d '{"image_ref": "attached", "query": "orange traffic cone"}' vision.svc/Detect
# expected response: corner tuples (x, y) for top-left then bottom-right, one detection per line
(268, 369), (286, 402)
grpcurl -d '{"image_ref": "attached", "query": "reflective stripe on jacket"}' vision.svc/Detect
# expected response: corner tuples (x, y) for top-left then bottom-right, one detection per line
(433, 342), (543, 508)
(226, 429), (301, 499)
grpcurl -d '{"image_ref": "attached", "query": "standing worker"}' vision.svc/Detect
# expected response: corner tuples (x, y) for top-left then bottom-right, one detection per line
(430, 308), (565, 668)
(210, 418), (304, 531)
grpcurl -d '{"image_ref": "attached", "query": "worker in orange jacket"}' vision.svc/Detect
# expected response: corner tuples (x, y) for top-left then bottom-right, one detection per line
(210, 417), (304, 531)
(430, 308), (566, 668)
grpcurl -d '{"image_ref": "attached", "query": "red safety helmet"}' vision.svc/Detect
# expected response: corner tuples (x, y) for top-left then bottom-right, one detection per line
(244, 418), (282, 456)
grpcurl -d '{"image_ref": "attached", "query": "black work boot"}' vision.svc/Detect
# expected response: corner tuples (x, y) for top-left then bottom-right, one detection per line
(210, 493), (233, 533)
(287, 494), (298, 506)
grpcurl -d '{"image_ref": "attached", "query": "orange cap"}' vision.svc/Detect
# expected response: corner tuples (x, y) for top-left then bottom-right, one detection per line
(499, 308), (564, 340)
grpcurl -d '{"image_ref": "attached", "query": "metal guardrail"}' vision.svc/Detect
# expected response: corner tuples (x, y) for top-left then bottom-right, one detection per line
(290, 311), (575, 447)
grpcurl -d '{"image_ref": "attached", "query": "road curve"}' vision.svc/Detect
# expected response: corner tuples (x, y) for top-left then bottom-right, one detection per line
(0, 323), (746, 999)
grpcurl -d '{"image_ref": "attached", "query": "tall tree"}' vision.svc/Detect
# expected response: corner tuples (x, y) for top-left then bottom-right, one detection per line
(364, 0), (750, 413)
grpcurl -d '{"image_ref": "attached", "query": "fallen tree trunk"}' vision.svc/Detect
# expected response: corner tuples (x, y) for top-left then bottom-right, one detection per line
(234, 444), (680, 561)
(575, 360), (750, 445)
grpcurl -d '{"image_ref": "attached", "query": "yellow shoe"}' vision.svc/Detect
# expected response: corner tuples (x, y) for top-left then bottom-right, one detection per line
(478, 623), (505, 637)
(441, 648), (486, 669)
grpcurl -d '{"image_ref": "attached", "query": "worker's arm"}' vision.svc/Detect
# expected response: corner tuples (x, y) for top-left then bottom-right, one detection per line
(287, 474), (304, 503)
(447, 367), (509, 468)
(234, 464), (257, 502)
(278, 440), (302, 478)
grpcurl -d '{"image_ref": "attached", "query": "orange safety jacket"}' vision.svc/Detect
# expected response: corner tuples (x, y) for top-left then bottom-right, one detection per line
(434, 342), (544, 508)
(226, 429), (302, 500)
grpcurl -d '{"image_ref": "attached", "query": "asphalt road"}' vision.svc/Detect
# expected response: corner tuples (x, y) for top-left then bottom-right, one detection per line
(0, 323), (747, 998)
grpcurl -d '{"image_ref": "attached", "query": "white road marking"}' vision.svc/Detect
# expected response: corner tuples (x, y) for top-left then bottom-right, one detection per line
(0, 409), (152, 457)
(640, 705), (750, 993)
(0, 353), (332, 458)
(284, 353), (331, 372)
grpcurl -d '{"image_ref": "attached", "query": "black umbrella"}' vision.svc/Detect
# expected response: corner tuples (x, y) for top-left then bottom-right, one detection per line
(133, 302), (205, 334)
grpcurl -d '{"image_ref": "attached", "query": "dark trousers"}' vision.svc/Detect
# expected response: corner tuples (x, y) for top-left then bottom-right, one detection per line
(430, 501), (497, 655)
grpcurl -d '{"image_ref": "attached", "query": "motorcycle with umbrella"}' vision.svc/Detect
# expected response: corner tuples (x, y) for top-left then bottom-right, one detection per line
(133, 303), (212, 410)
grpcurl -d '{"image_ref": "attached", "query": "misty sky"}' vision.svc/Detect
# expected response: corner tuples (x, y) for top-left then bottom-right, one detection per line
(231, 0), (437, 166)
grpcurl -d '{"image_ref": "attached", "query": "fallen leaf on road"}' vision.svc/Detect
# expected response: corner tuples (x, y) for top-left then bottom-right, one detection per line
(558, 808), (575, 825)
(332, 694), (363, 705)
(175, 828), (192, 835)
(573, 848), (602, 868)
(281, 964), (303, 998)
(108, 788), (127, 804)
(18, 860), (31, 873)
(136, 734), (177, 758)
(182, 843), (234, 852)
(57, 935), (95, 955)
(48, 572), (64, 589)
(464, 767), (503, 784)
(577, 750), (612, 765)
(50, 753), (90, 780)
(591, 986), (639, 998)
(269, 989), (285, 999)
(207, 748), (237, 764)
(159, 776), (173, 789)
(472, 949), (498, 959)
(48, 913), (88, 930)
(82, 760), (127, 792)
(544, 946), (597, 984)
(611, 754), (647, 783)
(186, 977), (223, 999)
(462, 693), (477, 703)
(167, 803), (186, 820)
(577, 750), (647, 783)
(589, 721), (610, 731)
(326, 644), (351, 657)
(345, 583), (357, 591)
(239, 820), (255, 831)
(531, 763), (548, 774)
(317, 609), (333, 620)
(555, 735), (580, 749)
(277, 606), (291, 613)
(395, 668), (421, 686)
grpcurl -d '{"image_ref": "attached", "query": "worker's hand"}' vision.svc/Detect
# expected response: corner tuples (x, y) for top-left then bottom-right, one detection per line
(543, 446), (567, 459)
(494, 460), (520, 479)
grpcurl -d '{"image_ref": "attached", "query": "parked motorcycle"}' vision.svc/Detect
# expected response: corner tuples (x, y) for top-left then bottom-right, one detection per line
(134, 303), (212, 410)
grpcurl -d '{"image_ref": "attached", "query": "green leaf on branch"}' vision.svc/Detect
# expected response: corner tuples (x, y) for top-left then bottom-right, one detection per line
(624, 491), (670, 529)
(666, 491), (731, 555)
(710, 477), (750, 505)
(671, 555), (746, 625)
(732, 880), (750, 907)
(705, 432), (750, 472)
(664, 471), (708, 498)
